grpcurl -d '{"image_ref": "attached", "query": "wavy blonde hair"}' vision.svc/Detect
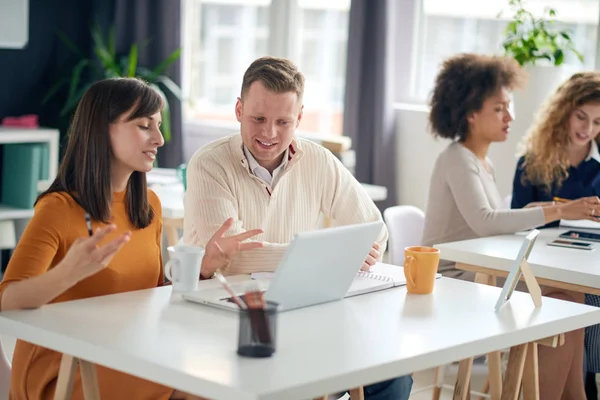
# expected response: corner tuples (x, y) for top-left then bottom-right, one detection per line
(519, 72), (600, 193)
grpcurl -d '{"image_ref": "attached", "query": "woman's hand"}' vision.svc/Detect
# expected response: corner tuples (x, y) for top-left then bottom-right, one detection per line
(57, 225), (131, 282)
(558, 196), (600, 221)
(201, 218), (264, 278)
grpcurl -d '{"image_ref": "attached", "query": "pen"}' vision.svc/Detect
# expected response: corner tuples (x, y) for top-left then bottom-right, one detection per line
(553, 197), (571, 203)
(84, 213), (93, 237)
(213, 270), (247, 310)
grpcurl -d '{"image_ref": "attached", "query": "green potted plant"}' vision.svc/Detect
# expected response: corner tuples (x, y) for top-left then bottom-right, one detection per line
(496, 0), (585, 158)
(499, 0), (583, 67)
(43, 24), (182, 143)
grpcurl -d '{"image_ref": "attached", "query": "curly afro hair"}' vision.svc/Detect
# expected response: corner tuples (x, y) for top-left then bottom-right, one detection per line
(428, 53), (526, 142)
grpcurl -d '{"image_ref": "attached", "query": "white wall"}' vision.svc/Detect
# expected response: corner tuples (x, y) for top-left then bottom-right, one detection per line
(0, 0), (28, 48)
(394, 104), (528, 211)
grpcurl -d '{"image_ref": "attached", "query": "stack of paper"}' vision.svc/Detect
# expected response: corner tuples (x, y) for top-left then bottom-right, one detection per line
(559, 220), (600, 230)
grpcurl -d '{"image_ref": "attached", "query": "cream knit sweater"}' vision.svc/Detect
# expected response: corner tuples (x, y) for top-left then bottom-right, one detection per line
(183, 134), (388, 275)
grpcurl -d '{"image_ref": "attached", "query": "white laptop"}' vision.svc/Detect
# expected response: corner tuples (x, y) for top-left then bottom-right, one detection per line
(182, 221), (389, 312)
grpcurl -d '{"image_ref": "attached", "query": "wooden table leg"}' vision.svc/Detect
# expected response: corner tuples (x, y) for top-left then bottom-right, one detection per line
(522, 343), (539, 400)
(475, 272), (496, 286)
(487, 351), (503, 400)
(432, 365), (445, 400)
(453, 358), (473, 400)
(80, 360), (101, 400)
(54, 355), (78, 400)
(349, 387), (365, 400)
(53, 354), (101, 400)
(500, 344), (528, 400)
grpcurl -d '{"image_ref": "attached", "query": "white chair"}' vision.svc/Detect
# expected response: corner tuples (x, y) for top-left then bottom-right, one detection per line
(503, 194), (512, 209)
(0, 337), (12, 400)
(383, 205), (426, 265)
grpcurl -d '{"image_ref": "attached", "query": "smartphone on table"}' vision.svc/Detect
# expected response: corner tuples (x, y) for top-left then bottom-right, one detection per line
(559, 230), (600, 243)
(548, 238), (596, 250)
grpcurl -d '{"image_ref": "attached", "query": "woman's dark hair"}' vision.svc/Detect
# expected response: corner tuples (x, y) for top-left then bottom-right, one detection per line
(428, 53), (526, 141)
(38, 77), (164, 229)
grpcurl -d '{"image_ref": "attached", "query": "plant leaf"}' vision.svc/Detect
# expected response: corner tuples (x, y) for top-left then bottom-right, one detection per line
(560, 32), (572, 41)
(155, 75), (183, 100)
(150, 84), (172, 143)
(127, 44), (138, 77)
(571, 48), (585, 62)
(108, 25), (116, 58)
(91, 24), (117, 71)
(68, 59), (90, 101)
(160, 103), (172, 143)
(55, 29), (83, 57)
(60, 82), (94, 117)
(42, 78), (69, 105)
(149, 48), (182, 79)
(553, 49), (564, 65)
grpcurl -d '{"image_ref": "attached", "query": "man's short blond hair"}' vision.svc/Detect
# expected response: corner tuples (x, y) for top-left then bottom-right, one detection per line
(240, 56), (305, 101)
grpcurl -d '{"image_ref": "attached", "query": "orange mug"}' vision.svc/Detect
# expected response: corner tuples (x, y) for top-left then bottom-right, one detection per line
(403, 246), (440, 294)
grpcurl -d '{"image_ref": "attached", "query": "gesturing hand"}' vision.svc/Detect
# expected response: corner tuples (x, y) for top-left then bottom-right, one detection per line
(201, 218), (264, 278)
(58, 225), (131, 282)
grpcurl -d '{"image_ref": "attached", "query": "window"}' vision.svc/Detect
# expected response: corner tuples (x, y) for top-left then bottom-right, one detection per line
(182, 0), (350, 136)
(407, 0), (599, 102)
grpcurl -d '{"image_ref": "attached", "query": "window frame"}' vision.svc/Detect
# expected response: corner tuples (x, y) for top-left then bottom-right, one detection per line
(181, 0), (351, 137)
(393, 0), (600, 106)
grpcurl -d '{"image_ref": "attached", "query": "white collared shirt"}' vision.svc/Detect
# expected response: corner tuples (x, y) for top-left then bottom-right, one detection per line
(586, 140), (600, 163)
(243, 146), (288, 188)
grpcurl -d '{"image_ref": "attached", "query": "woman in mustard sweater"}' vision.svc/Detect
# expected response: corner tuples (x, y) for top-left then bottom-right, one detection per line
(0, 78), (262, 400)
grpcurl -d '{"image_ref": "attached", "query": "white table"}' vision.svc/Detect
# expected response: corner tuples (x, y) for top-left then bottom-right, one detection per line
(148, 169), (388, 219)
(1, 277), (599, 400)
(435, 228), (600, 294)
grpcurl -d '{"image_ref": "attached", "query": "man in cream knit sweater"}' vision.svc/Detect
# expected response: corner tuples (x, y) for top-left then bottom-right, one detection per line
(183, 57), (411, 399)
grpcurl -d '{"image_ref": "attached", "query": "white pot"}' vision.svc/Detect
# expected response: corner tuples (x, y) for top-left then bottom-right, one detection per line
(513, 65), (571, 123)
(488, 65), (572, 197)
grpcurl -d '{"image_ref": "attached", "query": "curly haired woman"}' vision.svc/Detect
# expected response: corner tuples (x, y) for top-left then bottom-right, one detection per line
(422, 54), (597, 399)
(512, 71), (600, 399)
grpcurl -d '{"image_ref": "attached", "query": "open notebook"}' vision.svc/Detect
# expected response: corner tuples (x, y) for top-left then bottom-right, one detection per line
(251, 262), (441, 298)
(346, 262), (408, 296)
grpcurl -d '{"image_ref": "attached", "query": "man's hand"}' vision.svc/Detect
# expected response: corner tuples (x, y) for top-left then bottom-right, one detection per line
(360, 242), (380, 272)
(201, 218), (263, 278)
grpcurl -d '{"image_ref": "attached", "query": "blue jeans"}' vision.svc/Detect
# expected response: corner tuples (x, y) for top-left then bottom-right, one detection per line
(356, 374), (413, 400)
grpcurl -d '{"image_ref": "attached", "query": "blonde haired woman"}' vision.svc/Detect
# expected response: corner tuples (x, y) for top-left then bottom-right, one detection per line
(512, 71), (600, 399)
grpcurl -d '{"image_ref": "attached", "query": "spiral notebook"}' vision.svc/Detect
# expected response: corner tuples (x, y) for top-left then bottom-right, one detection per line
(251, 262), (411, 298)
(345, 263), (407, 297)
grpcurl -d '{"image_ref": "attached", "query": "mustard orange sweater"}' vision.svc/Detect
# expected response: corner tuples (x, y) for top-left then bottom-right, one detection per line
(0, 190), (172, 400)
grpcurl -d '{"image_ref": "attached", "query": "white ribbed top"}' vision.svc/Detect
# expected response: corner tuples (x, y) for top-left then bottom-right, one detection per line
(183, 134), (388, 275)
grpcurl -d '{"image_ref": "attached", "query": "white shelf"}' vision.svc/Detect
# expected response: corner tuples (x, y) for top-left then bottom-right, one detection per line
(0, 204), (34, 221)
(0, 127), (59, 222)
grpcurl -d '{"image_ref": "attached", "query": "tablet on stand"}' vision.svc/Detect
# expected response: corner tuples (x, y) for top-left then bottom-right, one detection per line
(494, 229), (543, 311)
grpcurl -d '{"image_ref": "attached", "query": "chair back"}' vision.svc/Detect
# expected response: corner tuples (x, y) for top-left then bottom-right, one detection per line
(383, 205), (426, 265)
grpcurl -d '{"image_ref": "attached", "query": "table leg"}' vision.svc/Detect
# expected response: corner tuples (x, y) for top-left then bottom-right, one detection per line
(487, 351), (503, 400)
(432, 365), (445, 400)
(80, 360), (101, 400)
(53, 354), (102, 400)
(349, 387), (365, 400)
(453, 357), (473, 400)
(54, 355), (77, 400)
(500, 344), (528, 400)
(474, 272), (496, 286)
(522, 343), (539, 400)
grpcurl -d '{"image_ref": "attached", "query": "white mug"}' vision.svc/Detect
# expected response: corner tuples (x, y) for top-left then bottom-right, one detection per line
(165, 245), (205, 293)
